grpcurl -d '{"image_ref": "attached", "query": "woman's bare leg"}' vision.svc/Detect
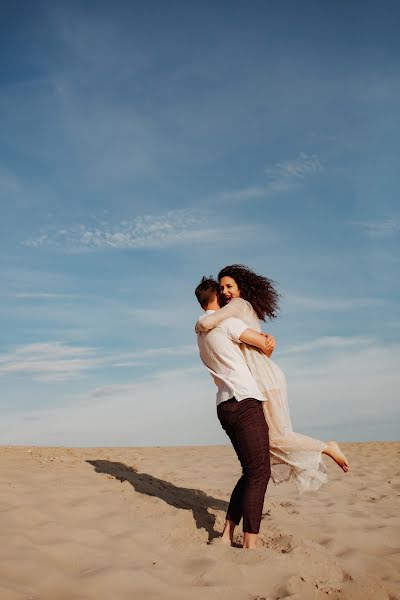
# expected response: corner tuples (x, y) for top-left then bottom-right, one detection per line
(323, 441), (350, 472)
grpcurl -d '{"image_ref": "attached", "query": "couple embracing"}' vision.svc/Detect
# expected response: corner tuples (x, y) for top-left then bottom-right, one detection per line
(195, 264), (349, 550)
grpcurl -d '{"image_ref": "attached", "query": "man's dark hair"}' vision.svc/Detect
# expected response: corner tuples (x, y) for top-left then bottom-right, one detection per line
(195, 276), (219, 309)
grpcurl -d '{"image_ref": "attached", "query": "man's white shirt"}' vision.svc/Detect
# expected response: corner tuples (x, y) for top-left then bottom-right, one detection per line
(197, 310), (264, 406)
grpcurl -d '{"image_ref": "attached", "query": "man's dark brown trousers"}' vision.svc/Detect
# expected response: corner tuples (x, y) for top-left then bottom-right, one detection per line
(217, 397), (271, 533)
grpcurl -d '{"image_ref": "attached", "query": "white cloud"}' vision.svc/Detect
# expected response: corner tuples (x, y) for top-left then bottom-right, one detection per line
(0, 165), (22, 194)
(218, 185), (267, 202)
(285, 294), (386, 311)
(23, 209), (205, 250)
(128, 306), (197, 327)
(281, 342), (400, 438)
(280, 335), (372, 355)
(14, 293), (65, 299)
(14, 342), (94, 358)
(137, 345), (197, 358)
(218, 152), (323, 202)
(110, 345), (198, 367)
(0, 342), (99, 381)
(22, 209), (259, 252)
(0, 369), (219, 447)
(1, 339), (399, 445)
(0, 341), (198, 382)
(349, 218), (400, 237)
(266, 152), (323, 180)
(5, 336), (373, 384)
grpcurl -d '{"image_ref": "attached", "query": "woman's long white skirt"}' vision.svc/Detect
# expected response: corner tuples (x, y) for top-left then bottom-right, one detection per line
(241, 347), (328, 493)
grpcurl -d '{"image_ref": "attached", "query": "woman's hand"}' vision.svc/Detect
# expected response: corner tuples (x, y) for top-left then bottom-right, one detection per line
(238, 329), (276, 357)
(195, 321), (207, 334)
(261, 333), (276, 356)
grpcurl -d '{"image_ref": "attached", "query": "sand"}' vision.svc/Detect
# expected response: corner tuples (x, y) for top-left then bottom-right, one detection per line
(1, 442), (399, 600)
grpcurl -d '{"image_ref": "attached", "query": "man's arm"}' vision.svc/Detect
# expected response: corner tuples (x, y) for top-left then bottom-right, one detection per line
(239, 328), (276, 358)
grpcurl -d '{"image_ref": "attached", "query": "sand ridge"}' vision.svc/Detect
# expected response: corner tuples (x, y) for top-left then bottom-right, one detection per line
(1, 442), (399, 599)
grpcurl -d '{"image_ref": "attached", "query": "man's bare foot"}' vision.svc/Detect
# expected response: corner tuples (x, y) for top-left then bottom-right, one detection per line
(220, 535), (233, 546)
(219, 519), (236, 546)
(243, 532), (258, 549)
(209, 536), (232, 546)
(323, 441), (350, 472)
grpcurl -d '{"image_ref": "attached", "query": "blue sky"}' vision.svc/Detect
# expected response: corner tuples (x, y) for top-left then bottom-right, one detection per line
(1, 1), (399, 446)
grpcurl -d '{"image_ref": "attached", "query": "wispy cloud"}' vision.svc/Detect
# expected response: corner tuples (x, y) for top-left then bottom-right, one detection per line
(128, 306), (194, 327)
(0, 342), (198, 382)
(87, 365), (202, 400)
(109, 345), (197, 368)
(0, 342), (99, 382)
(23, 209), (205, 251)
(219, 152), (323, 202)
(265, 152), (323, 180)
(2, 340), (399, 445)
(22, 209), (257, 252)
(280, 335), (372, 355)
(14, 292), (69, 300)
(285, 294), (386, 311)
(0, 367), (216, 446)
(218, 185), (267, 202)
(349, 218), (400, 237)
(0, 165), (22, 194)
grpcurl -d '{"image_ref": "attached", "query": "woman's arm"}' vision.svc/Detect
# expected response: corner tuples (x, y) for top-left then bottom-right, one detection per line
(195, 298), (249, 332)
(240, 329), (276, 358)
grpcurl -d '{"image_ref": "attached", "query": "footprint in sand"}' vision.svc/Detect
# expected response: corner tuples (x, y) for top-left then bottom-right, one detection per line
(278, 501), (299, 515)
(318, 537), (334, 547)
(260, 532), (295, 554)
(337, 547), (356, 559)
(367, 494), (387, 502)
(349, 509), (367, 518)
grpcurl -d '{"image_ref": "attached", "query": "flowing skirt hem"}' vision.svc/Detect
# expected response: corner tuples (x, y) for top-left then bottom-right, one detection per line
(270, 449), (328, 494)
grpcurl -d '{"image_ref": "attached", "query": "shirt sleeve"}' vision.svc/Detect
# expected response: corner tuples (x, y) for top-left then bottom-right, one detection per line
(195, 298), (250, 332)
(221, 317), (249, 343)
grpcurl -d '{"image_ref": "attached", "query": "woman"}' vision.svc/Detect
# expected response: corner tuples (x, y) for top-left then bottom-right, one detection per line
(196, 264), (349, 493)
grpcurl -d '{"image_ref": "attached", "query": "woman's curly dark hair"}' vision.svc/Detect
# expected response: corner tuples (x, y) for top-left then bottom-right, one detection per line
(218, 264), (280, 322)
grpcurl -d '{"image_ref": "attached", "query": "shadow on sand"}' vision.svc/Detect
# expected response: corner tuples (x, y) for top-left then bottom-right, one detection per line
(86, 459), (229, 543)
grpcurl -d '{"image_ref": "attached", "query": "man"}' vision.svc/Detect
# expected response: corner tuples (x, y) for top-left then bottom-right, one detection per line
(194, 276), (275, 549)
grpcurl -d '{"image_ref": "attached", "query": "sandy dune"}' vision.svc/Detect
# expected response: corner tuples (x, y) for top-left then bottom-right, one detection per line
(1, 442), (399, 599)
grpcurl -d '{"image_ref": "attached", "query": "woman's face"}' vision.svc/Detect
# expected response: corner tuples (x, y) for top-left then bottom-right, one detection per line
(219, 276), (240, 302)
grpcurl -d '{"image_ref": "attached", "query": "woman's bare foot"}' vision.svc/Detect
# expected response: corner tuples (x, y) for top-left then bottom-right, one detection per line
(323, 441), (350, 472)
